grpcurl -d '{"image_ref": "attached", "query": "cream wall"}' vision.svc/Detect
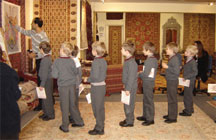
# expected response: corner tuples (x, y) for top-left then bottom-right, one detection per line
(160, 13), (184, 55)
(25, 0), (33, 50)
(97, 12), (125, 62)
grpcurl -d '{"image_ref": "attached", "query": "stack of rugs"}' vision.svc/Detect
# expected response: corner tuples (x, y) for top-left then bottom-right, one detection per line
(17, 81), (38, 115)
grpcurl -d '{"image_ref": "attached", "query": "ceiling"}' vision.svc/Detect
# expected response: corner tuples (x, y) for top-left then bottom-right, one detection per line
(90, 0), (216, 4)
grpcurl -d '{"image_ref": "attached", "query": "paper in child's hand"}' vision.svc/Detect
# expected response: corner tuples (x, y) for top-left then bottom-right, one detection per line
(179, 78), (190, 87)
(86, 93), (91, 104)
(36, 87), (47, 99)
(121, 91), (130, 105)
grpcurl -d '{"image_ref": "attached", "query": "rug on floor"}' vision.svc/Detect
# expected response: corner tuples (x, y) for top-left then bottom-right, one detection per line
(207, 100), (216, 108)
(20, 102), (216, 140)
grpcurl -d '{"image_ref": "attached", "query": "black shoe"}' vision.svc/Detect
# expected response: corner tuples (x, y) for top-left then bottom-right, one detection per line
(88, 129), (104, 135)
(179, 112), (191, 116)
(119, 120), (127, 126)
(69, 118), (75, 124)
(42, 116), (55, 121)
(39, 114), (46, 119)
(163, 115), (168, 119)
(164, 119), (177, 123)
(119, 120), (133, 127)
(59, 126), (69, 133)
(71, 124), (84, 127)
(142, 120), (154, 126)
(34, 106), (42, 111)
(136, 116), (146, 121)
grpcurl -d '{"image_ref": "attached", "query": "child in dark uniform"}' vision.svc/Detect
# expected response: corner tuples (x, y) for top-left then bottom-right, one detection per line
(162, 42), (180, 123)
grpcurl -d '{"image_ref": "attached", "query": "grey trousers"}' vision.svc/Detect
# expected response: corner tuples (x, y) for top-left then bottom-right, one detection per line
(124, 87), (137, 124)
(167, 80), (178, 120)
(42, 78), (55, 118)
(142, 81), (155, 121)
(69, 88), (84, 125)
(59, 84), (84, 131)
(90, 85), (106, 131)
(183, 79), (195, 114)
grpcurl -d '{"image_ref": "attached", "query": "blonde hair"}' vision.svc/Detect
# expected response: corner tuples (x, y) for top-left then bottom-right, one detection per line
(61, 42), (74, 57)
(186, 45), (198, 56)
(122, 40), (136, 55)
(39, 41), (51, 54)
(166, 42), (179, 53)
(143, 41), (155, 54)
(92, 41), (106, 57)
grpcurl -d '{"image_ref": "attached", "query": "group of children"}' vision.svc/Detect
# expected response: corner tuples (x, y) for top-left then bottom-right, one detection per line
(37, 39), (198, 135)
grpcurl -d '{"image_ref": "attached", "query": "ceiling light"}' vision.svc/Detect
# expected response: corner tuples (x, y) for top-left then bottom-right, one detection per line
(209, 2), (214, 6)
(101, 0), (104, 3)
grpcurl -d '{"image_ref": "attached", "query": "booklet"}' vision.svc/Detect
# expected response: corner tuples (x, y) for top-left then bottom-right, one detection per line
(36, 87), (47, 99)
(121, 91), (130, 105)
(86, 93), (91, 104)
(208, 84), (216, 93)
(178, 78), (190, 87)
(79, 84), (84, 96)
(148, 68), (155, 78)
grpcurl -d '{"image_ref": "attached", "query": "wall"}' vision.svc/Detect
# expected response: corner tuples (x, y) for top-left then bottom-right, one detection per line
(160, 13), (184, 54)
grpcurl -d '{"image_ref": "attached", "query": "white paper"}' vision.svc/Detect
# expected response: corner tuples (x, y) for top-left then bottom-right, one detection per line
(86, 93), (91, 104)
(36, 87), (46, 99)
(143, 66), (145, 71)
(19, 86), (22, 91)
(79, 84), (84, 96)
(178, 78), (190, 87)
(148, 68), (155, 78)
(208, 84), (216, 93)
(73, 57), (81, 68)
(121, 91), (130, 105)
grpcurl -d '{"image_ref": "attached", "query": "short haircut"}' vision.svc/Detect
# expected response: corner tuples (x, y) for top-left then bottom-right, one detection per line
(186, 45), (198, 56)
(166, 42), (179, 53)
(33, 17), (43, 28)
(71, 45), (79, 57)
(122, 40), (136, 55)
(92, 41), (106, 57)
(143, 41), (155, 54)
(39, 41), (51, 54)
(61, 42), (74, 57)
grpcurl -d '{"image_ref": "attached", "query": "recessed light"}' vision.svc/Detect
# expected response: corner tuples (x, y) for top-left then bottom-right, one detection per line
(209, 2), (214, 6)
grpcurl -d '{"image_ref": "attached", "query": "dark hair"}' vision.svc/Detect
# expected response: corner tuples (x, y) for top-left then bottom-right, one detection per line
(71, 45), (79, 57)
(194, 40), (204, 57)
(39, 41), (51, 54)
(33, 17), (43, 28)
(0, 46), (2, 60)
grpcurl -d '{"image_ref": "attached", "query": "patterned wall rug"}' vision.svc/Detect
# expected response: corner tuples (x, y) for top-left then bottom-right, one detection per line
(20, 101), (216, 140)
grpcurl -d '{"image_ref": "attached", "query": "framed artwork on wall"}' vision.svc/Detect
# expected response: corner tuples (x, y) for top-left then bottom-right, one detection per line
(2, 0), (21, 54)
(0, 28), (12, 67)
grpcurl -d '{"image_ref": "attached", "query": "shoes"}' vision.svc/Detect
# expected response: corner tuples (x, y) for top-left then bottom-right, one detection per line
(164, 119), (177, 124)
(136, 116), (146, 121)
(42, 116), (55, 121)
(163, 115), (168, 119)
(59, 126), (69, 133)
(69, 118), (75, 124)
(39, 114), (46, 119)
(179, 111), (191, 116)
(71, 124), (84, 127)
(119, 120), (133, 127)
(142, 120), (154, 126)
(34, 106), (42, 111)
(88, 129), (104, 135)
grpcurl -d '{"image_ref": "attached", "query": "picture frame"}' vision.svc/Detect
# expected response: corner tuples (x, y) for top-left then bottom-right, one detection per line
(0, 28), (12, 67)
(2, 0), (21, 54)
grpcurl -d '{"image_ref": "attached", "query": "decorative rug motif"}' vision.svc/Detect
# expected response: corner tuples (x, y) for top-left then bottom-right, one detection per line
(108, 26), (122, 65)
(20, 101), (216, 140)
(125, 13), (160, 52)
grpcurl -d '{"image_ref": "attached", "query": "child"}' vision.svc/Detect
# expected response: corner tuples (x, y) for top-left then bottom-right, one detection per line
(137, 42), (158, 126)
(52, 42), (84, 133)
(162, 42), (180, 123)
(86, 42), (107, 135)
(38, 41), (55, 121)
(179, 45), (198, 116)
(119, 41), (138, 127)
(69, 46), (84, 126)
